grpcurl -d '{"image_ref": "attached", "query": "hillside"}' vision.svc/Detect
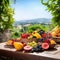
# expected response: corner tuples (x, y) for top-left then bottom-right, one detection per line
(14, 18), (51, 25)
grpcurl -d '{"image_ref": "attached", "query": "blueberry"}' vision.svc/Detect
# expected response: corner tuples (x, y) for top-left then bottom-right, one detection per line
(35, 48), (39, 52)
(38, 38), (44, 42)
(30, 48), (37, 52)
(38, 45), (42, 49)
(38, 48), (44, 51)
(39, 30), (45, 35)
(37, 44), (41, 48)
(34, 44), (40, 49)
(38, 46), (44, 51)
(33, 46), (38, 49)
(36, 45), (44, 51)
(32, 44), (44, 52)
(30, 49), (35, 52)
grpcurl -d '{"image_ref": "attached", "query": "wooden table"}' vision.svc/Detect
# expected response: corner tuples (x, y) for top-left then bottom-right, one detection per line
(0, 42), (60, 60)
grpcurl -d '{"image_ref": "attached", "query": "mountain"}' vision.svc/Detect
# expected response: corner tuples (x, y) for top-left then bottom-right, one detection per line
(14, 18), (51, 25)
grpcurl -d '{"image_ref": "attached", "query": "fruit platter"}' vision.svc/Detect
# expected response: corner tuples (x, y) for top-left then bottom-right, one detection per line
(6, 29), (57, 52)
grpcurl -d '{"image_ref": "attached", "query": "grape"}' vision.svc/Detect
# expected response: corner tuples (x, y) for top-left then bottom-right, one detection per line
(38, 38), (44, 42)
(31, 44), (44, 52)
(27, 41), (37, 48)
(39, 30), (45, 35)
(28, 36), (33, 39)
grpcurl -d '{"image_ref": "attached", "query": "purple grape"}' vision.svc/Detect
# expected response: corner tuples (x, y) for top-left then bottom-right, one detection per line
(39, 30), (45, 35)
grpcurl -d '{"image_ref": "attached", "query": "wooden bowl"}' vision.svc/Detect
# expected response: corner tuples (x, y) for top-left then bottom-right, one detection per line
(49, 44), (56, 48)
(52, 37), (60, 42)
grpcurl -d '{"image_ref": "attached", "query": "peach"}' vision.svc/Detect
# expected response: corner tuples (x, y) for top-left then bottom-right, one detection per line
(51, 32), (57, 37)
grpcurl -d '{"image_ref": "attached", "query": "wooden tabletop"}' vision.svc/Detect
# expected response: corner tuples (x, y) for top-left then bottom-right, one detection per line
(0, 42), (60, 60)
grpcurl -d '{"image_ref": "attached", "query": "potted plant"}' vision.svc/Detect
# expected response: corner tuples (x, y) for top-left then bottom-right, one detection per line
(0, 0), (14, 42)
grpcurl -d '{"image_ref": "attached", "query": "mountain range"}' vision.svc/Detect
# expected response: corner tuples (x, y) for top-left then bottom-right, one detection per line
(14, 18), (51, 25)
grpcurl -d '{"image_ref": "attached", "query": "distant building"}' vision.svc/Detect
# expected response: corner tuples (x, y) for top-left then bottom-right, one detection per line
(17, 25), (22, 29)
(24, 24), (31, 27)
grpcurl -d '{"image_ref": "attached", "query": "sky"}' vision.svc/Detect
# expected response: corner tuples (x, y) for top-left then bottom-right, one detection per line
(12, 0), (52, 21)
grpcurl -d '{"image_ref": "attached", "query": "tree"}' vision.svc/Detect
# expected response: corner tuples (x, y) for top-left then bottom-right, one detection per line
(0, 0), (14, 33)
(41, 0), (60, 26)
(27, 24), (41, 33)
(0, 0), (15, 42)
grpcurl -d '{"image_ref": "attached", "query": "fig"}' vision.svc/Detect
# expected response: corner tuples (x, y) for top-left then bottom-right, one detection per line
(24, 46), (32, 51)
(42, 43), (49, 50)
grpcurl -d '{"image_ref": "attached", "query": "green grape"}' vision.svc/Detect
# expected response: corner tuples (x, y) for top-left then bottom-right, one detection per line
(28, 35), (33, 39)
(27, 41), (37, 48)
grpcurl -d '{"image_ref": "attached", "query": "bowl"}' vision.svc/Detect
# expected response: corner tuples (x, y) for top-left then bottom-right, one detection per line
(52, 37), (60, 42)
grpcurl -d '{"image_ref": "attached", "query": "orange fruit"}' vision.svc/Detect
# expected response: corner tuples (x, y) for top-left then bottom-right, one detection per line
(14, 42), (23, 50)
(6, 40), (13, 45)
(54, 28), (60, 34)
(57, 33), (60, 37)
(51, 32), (57, 37)
(51, 26), (60, 34)
(58, 27), (60, 32)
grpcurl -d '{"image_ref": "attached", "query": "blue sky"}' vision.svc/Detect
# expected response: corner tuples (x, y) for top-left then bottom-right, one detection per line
(13, 0), (52, 21)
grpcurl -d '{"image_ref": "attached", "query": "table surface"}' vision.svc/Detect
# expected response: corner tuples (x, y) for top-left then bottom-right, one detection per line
(0, 42), (60, 60)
